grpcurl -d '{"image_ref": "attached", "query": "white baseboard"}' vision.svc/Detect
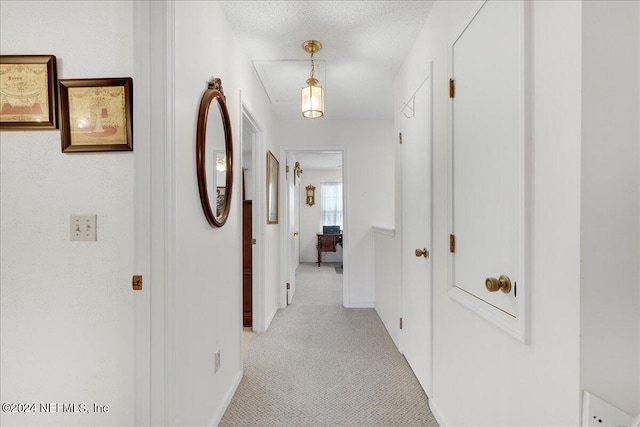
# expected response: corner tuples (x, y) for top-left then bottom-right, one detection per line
(344, 301), (375, 308)
(209, 370), (243, 427)
(264, 306), (278, 331)
(429, 398), (447, 427)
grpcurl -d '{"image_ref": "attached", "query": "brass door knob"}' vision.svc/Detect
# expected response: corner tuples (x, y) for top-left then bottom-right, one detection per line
(485, 275), (512, 293)
(294, 231), (299, 236)
(415, 248), (429, 258)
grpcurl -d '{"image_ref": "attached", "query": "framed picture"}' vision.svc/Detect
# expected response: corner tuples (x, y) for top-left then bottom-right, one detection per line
(0, 55), (58, 130)
(266, 150), (279, 224)
(59, 77), (133, 153)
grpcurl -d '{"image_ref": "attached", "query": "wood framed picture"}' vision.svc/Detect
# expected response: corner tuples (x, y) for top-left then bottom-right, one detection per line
(266, 150), (279, 224)
(59, 77), (133, 153)
(0, 55), (58, 130)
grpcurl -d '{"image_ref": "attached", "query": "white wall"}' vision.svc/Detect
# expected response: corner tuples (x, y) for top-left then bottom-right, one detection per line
(172, 2), (275, 425)
(299, 169), (343, 263)
(391, 1), (583, 425)
(0, 2), (136, 426)
(580, 0), (640, 417)
(276, 120), (394, 306)
(373, 228), (400, 348)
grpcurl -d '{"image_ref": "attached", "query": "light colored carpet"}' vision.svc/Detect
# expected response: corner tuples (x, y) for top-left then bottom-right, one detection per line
(242, 327), (257, 359)
(291, 262), (343, 306)
(220, 266), (438, 427)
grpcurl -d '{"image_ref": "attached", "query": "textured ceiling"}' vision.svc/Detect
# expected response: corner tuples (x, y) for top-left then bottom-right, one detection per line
(293, 151), (343, 170)
(218, 1), (435, 120)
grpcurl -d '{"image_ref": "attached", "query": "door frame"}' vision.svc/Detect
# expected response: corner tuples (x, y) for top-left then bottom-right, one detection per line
(239, 97), (266, 332)
(279, 145), (348, 308)
(133, 1), (178, 424)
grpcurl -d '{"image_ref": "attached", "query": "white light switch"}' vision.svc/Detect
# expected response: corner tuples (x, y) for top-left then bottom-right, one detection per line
(70, 214), (97, 241)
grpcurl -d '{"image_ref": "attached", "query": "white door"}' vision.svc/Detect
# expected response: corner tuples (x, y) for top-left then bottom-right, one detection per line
(400, 69), (433, 397)
(286, 152), (299, 304)
(293, 174), (300, 272)
(449, 0), (527, 340)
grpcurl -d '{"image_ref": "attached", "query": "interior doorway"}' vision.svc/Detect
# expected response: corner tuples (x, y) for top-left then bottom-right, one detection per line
(240, 102), (266, 332)
(279, 148), (346, 308)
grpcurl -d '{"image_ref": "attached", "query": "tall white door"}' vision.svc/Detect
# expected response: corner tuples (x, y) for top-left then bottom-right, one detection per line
(293, 175), (300, 272)
(286, 152), (299, 304)
(400, 70), (433, 397)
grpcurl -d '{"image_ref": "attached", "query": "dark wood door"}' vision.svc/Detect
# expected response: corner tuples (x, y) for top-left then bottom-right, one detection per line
(242, 201), (253, 326)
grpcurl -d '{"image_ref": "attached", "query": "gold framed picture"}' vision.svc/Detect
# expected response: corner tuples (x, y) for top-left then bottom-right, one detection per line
(59, 77), (133, 153)
(0, 55), (58, 130)
(266, 150), (279, 224)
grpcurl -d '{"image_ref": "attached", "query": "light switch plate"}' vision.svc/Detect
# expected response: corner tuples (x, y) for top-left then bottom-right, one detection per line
(70, 214), (97, 241)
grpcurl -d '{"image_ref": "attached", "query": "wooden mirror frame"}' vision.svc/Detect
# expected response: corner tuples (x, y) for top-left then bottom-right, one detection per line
(196, 78), (233, 227)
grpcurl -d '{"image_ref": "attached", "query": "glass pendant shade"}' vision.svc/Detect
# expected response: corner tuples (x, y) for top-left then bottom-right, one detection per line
(301, 80), (324, 119)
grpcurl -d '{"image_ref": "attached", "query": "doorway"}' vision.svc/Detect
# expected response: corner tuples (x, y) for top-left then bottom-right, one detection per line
(240, 101), (266, 333)
(279, 147), (347, 308)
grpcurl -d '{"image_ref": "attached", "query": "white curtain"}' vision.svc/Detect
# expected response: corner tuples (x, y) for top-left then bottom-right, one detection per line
(320, 182), (343, 229)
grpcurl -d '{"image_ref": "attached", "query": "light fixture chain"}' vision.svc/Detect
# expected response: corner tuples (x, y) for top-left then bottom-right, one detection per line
(310, 50), (315, 79)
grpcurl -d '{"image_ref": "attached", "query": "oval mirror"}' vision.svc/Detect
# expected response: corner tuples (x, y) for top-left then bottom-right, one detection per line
(196, 78), (233, 227)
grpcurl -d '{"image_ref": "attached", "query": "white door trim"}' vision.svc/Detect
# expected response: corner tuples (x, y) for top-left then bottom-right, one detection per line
(239, 97), (267, 332)
(133, 2), (152, 424)
(133, 1), (177, 425)
(279, 145), (349, 308)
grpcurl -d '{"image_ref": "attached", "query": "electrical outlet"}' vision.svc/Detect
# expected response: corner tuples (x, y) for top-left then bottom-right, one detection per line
(70, 214), (97, 241)
(214, 350), (221, 373)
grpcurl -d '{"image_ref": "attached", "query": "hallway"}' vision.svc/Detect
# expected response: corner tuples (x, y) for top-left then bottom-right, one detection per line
(220, 265), (438, 426)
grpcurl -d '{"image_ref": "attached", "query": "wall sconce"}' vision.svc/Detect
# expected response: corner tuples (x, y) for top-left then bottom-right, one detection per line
(294, 161), (303, 179)
(216, 156), (226, 172)
(301, 40), (324, 119)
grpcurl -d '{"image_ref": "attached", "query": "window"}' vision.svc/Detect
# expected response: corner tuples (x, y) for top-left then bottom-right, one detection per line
(320, 182), (343, 229)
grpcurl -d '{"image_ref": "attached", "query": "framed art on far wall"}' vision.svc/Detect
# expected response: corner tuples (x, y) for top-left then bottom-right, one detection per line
(0, 55), (58, 130)
(59, 77), (133, 153)
(266, 150), (279, 224)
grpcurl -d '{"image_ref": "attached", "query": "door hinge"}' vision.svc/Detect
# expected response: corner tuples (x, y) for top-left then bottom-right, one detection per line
(251, 238), (257, 245)
(399, 317), (403, 330)
(132, 275), (143, 291)
(285, 165), (290, 173)
(449, 234), (456, 253)
(449, 78), (455, 98)
(286, 282), (290, 290)
(399, 132), (403, 145)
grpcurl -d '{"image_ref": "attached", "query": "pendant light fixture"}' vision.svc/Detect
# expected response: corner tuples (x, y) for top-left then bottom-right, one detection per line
(301, 40), (324, 119)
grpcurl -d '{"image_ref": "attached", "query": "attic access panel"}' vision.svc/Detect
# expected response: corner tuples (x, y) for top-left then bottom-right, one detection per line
(448, 0), (529, 342)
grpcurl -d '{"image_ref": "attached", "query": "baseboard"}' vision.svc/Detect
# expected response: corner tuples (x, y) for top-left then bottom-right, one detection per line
(344, 301), (375, 308)
(264, 306), (278, 331)
(429, 398), (447, 427)
(374, 304), (400, 350)
(209, 370), (243, 426)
